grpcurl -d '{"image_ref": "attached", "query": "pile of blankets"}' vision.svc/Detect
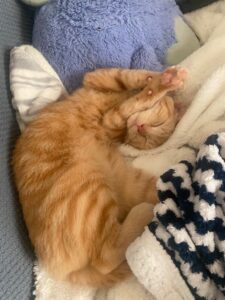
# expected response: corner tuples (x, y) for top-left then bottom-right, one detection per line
(123, 2), (225, 299)
(128, 133), (225, 300)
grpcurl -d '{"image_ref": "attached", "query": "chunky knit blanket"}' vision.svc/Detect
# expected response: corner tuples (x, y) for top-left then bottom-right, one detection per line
(126, 134), (225, 300)
(150, 133), (225, 300)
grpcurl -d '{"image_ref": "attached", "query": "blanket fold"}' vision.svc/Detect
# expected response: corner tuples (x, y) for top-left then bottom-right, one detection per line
(10, 45), (66, 131)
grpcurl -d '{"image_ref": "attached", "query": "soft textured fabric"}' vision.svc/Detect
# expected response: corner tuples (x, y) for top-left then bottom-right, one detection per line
(33, 261), (154, 300)
(126, 228), (194, 300)
(125, 3), (225, 299)
(165, 16), (200, 65)
(127, 133), (225, 300)
(175, 0), (218, 13)
(32, 0), (181, 92)
(149, 133), (225, 299)
(120, 0), (225, 162)
(9, 27), (200, 129)
(10, 45), (67, 131)
(0, 1), (34, 300)
(22, 0), (219, 11)
(21, 0), (48, 6)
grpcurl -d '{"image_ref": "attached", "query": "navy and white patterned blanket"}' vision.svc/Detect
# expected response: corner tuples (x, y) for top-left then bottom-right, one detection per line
(149, 133), (225, 300)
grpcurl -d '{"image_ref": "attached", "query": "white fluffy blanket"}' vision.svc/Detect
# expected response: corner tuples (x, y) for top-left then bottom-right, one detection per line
(121, 0), (225, 176)
(124, 2), (225, 299)
(10, 1), (225, 299)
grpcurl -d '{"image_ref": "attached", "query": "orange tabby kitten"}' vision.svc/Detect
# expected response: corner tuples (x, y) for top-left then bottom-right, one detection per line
(12, 66), (186, 287)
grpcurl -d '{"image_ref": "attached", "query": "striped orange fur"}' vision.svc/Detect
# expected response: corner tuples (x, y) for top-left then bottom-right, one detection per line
(12, 67), (186, 287)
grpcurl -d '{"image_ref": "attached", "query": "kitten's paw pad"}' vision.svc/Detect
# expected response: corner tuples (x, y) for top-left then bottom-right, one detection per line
(136, 86), (153, 102)
(161, 66), (187, 90)
(146, 75), (153, 82)
(136, 74), (153, 88)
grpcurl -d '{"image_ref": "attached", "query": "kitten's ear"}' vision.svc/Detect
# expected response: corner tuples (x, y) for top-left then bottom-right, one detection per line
(174, 101), (187, 121)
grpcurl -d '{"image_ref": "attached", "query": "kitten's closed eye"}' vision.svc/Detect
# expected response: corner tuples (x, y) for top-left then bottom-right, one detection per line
(150, 121), (164, 128)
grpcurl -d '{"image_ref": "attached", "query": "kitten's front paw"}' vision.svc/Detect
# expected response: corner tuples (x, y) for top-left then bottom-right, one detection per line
(161, 66), (187, 90)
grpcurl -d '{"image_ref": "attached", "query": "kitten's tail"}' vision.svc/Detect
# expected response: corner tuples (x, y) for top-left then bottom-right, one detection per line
(69, 261), (131, 287)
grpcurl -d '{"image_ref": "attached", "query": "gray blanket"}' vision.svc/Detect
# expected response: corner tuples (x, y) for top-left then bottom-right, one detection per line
(0, 1), (34, 299)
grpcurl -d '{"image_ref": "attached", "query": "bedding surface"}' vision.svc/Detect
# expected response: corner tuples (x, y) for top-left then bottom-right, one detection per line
(9, 1), (225, 299)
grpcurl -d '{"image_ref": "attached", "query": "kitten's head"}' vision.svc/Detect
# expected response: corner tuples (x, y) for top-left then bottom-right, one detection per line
(125, 96), (181, 150)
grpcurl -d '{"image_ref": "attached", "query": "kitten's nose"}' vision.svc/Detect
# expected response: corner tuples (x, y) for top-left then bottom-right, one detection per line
(137, 124), (145, 134)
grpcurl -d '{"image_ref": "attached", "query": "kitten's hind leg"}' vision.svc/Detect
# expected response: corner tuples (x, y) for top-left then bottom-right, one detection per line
(108, 154), (158, 220)
(83, 68), (159, 92)
(117, 167), (158, 219)
(93, 202), (153, 275)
